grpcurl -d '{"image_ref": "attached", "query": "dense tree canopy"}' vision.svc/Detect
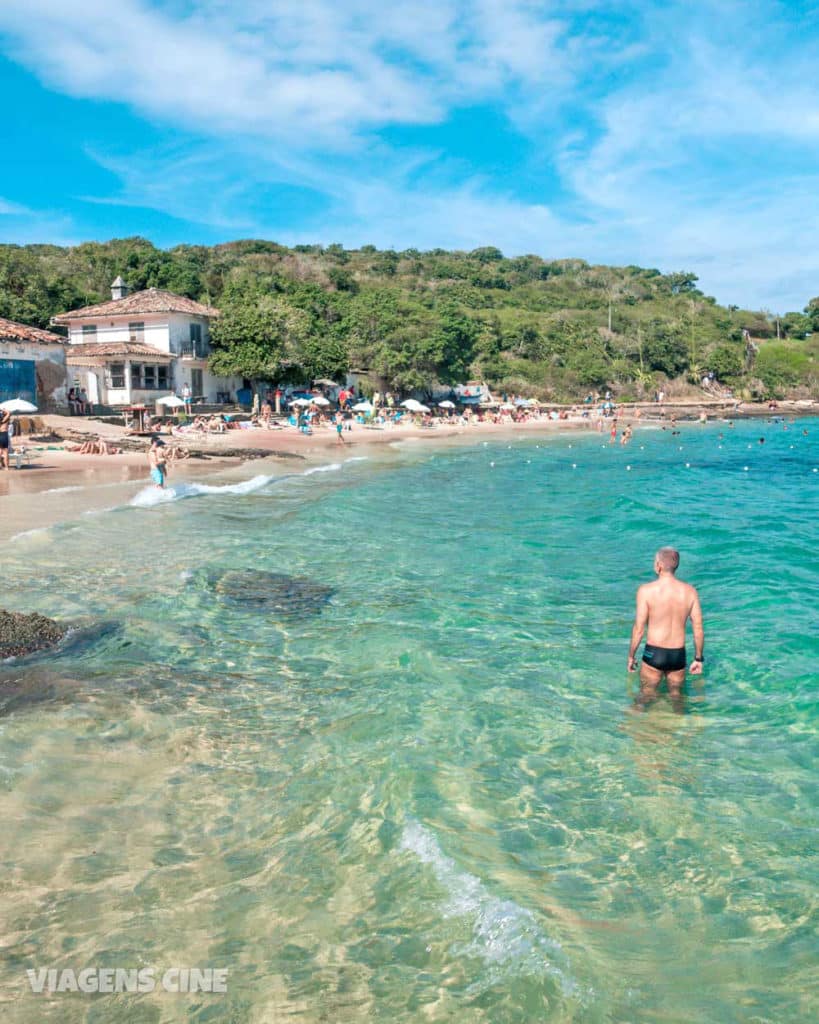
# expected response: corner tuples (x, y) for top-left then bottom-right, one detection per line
(1, 237), (816, 399)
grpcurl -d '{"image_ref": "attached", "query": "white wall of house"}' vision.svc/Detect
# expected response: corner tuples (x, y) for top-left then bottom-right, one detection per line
(167, 313), (211, 354)
(67, 313), (214, 353)
(67, 314), (172, 351)
(0, 339), (69, 408)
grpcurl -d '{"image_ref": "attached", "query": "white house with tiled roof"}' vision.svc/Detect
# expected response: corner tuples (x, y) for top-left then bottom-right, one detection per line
(52, 279), (243, 408)
(0, 316), (69, 410)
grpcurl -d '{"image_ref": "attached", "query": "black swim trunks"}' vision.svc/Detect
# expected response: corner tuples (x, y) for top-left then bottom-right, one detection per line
(0, 431), (8, 450)
(642, 644), (686, 672)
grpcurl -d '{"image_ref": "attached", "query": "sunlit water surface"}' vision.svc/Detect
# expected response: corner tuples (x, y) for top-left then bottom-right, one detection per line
(1, 419), (817, 1023)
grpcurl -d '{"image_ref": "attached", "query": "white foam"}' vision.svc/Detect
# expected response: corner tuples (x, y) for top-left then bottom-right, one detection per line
(400, 820), (579, 996)
(9, 526), (51, 543)
(129, 473), (274, 507)
(302, 463), (342, 476)
(344, 456), (369, 463)
(42, 485), (85, 495)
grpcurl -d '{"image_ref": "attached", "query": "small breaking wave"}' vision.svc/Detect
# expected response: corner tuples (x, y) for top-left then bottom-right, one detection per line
(130, 474), (274, 508)
(42, 485), (85, 495)
(400, 820), (581, 998)
(9, 526), (51, 544)
(302, 463), (342, 476)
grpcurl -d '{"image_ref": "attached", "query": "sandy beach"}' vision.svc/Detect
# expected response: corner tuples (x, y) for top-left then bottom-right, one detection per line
(3, 400), (813, 542)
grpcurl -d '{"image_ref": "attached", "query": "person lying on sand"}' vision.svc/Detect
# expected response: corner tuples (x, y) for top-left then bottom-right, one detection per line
(66, 438), (121, 455)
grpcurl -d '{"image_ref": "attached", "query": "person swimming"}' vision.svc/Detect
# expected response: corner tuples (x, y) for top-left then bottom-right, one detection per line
(627, 547), (704, 708)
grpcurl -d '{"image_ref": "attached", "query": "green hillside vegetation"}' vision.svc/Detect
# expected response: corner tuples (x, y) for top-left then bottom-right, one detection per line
(1, 237), (817, 400)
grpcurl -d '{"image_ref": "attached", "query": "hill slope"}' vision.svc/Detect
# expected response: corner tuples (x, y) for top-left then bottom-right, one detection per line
(1, 238), (816, 399)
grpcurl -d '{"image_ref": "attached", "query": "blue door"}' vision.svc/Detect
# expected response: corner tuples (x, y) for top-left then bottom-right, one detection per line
(0, 358), (36, 403)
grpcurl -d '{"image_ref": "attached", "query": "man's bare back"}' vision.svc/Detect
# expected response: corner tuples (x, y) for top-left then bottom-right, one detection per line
(628, 547), (704, 705)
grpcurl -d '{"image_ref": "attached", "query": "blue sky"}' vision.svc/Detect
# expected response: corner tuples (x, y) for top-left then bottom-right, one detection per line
(0, 0), (817, 311)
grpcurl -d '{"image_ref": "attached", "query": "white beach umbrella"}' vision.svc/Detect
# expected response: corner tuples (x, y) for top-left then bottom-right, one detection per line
(0, 398), (38, 413)
(438, 400), (455, 408)
(311, 395), (330, 406)
(401, 399), (425, 411)
(291, 397), (312, 407)
(415, 403), (431, 413)
(352, 401), (373, 413)
(157, 394), (185, 408)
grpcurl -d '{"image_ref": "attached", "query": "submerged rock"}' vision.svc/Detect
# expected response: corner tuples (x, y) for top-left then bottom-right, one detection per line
(0, 609), (67, 659)
(211, 570), (334, 618)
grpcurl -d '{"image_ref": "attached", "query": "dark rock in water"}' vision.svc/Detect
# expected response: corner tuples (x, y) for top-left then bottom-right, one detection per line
(0, 609), (67, 659)
(212, 570), (334, 618)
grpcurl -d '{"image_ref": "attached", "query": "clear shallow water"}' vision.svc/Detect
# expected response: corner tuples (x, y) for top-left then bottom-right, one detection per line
(1, 420), (817, 1023)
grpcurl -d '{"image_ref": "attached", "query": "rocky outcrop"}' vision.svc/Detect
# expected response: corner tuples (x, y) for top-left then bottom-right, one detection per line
(0, 609), (67, 659)
(211, 570), (334, 618)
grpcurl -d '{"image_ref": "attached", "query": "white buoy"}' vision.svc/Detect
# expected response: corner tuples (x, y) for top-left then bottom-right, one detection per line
(743, 466), (749, 471)
(572, 463), (577, 469)
(490, 461), (495, 467)
(626, 465), (631, 470)
(814, 468), (818, 473)
(685, 462), (690, 468)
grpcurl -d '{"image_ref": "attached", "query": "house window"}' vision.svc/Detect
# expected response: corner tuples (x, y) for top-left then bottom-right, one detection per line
(189, 322), (204, 357)
(82, 324), (97, 339)
(143, 366), (156, 388)
(157, 365), (169, 389)
(130, 363), (142, 387)
(110, 363), (125, 389)
(129, 321), (145, 343)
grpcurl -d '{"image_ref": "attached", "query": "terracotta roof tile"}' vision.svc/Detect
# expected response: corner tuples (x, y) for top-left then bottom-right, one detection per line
(66, 342), (174, 362)
(53, 287), (219, 323)
(0, 316), (67, 345)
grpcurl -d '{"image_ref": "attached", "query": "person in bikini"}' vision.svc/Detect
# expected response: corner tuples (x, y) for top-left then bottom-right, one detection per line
(627, 547), (704, 707)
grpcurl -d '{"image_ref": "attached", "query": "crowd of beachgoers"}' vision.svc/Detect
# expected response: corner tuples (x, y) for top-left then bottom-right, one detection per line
(161, 384), (643, 442)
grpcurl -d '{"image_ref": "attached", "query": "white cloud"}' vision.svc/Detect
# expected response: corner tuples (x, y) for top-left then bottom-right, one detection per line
(0, 0), (576, 144)
(0, 0), (817, 309)
(0, 197), (31, 216)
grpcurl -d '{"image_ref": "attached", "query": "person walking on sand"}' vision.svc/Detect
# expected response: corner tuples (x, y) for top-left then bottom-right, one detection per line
(0, 407), (11, 470)
(627, 547), (704, 708)
(334, 411), (346, 445)
(148, 435), (168, 489)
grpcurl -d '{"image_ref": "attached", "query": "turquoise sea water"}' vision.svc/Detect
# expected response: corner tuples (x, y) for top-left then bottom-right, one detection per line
(1, 418), (817, 1023)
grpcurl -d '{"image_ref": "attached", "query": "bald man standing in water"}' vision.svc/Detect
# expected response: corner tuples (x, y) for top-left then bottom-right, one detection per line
(628, 547), (704, 705)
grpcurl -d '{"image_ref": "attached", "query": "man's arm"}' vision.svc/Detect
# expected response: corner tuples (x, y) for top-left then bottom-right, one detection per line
(628, 587), (649, 671)
(689, 589), (704, 673)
